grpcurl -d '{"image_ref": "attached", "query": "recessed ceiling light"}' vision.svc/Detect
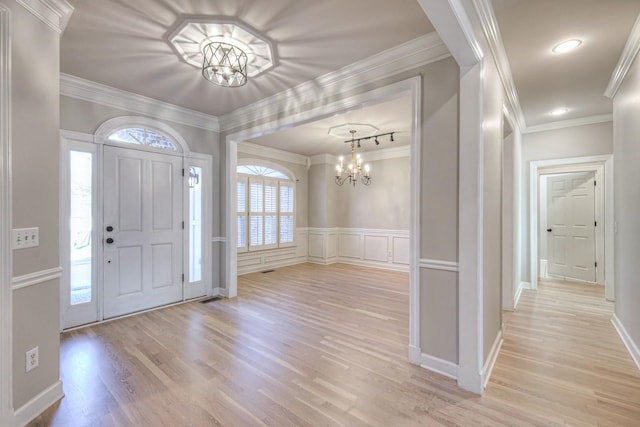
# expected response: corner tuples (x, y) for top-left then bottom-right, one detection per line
(552, 39), (582, 54)
(551, 108), (569, 116)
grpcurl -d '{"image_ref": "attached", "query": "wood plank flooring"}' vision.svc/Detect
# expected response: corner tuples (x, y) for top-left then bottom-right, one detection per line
(29, 264), (640, 426)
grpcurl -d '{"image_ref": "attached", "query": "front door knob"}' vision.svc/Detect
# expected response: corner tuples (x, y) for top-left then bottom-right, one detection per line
(106, 226), (114, 232)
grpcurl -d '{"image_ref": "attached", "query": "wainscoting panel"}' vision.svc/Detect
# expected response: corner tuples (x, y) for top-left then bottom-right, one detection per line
(339, 233), (361, 259)
(308, 232), (325, 259)
(392, 236), (410, 265)
(363, 235), (388, 263)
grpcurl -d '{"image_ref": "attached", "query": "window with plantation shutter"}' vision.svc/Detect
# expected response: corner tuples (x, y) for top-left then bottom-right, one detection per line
(237, 163), (296, 252)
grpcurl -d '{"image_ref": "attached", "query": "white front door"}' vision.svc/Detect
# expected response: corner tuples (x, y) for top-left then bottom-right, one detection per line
(546, 172), (596, 282)
(103, 145), (183, 319)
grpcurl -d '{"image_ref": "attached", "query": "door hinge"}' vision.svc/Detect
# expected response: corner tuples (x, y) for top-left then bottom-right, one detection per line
(182, 273), (185, 282)
(595, 261), (598, 268)
(594, 180), (597, 186)
(595, 221), (597, 227)
(182, 221), (185, 229)
(182, 168), (185, 177)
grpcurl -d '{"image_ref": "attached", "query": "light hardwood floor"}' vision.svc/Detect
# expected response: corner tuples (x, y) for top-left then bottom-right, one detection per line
(30, 264), (640, 426)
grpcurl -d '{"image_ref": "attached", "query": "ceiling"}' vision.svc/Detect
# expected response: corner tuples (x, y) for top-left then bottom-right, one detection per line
(492, 0), (640, 128)
(60, 1), (640, 155)
(61, 0), (433, 117)
(244, 96), (412, 157)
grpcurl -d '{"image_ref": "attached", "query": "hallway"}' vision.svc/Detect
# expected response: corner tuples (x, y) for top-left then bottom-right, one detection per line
(486, 279), (640, 425)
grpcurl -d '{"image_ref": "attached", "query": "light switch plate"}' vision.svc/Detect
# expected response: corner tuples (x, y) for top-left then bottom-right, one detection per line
(12, 227), (39, 249)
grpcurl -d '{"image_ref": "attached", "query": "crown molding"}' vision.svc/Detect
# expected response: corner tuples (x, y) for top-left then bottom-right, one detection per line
(522, 114), (613, 135)
(237, 141), (308, 166)
(605, 13), (640, 99)
(16, 0), (74, 34)
(219, 32), (450, 131)
(60, 73), (220, 132)
(309, 153), (335, 166)
(472, 0), (526, 131)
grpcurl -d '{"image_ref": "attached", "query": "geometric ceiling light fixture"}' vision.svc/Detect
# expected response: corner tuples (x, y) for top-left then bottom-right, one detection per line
(167, 17), (276, 88)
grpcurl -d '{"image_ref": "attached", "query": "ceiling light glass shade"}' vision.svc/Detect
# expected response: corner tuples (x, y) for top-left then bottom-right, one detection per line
(550, 108), (569, 116)
(202, 42), (248, 87)
(552, 39), (582, 54)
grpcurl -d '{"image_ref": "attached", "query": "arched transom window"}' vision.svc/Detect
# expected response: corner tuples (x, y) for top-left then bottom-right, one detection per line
(237, 163), (295, 252)
(108, 128), (178, 151)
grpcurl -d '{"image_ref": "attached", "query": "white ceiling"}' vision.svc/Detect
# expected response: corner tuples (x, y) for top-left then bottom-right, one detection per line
(61, 0), (433, 117)
(60, 1), (640, 154)
(492, 0), (640, 127)
(245, 96), (412, 157)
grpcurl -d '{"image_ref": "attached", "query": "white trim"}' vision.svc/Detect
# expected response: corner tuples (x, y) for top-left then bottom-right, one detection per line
(419, 259), (459, 272)
(16, 0), (74, 34)
(481, 330), (503, 389)
(236, 158), (297, 182)
(12, 380), (63, 427)
(225, 77), (422, 366)
(94, 116), (190, 154)
(309, 146), (411, 166)
(420, 353), (459, 380)
(513, 282), (530, 309)
(605, 13), (640, 99)
(612, 314), (640, 370)
(416, 0), (483, 67)
(11, 267), (62, 291)
(529, 155), (614, 298)
(219, 33), (448, 131)
(522, 114), (613, 135)
(60, 74), (220, 132)
(472, 0), (526, 131)
(211, 237), (227, 243)
(237, 142), (308, 166)
(408, 345), (422, 365)
(0, 5), (11, 425)
(309, 154), (335, 166)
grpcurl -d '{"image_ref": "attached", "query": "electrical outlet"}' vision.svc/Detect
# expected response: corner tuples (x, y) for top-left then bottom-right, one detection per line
(25, 347), (39, 372)
(12, 227), (39, 249)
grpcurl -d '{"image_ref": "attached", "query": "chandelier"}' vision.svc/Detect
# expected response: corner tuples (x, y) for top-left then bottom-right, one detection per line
(335, 130), (372, 186)
(202, 41), (248, 87)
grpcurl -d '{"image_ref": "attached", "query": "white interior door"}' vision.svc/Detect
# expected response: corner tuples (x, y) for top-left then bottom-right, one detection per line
(546, 172), (596, 282)
(103, 146), (183, 319)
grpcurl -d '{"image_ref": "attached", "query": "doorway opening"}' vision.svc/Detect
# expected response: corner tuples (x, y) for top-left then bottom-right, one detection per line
(529, 155), (614, 300)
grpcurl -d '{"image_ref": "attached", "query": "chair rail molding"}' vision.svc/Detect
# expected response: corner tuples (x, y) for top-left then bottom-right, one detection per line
(12, 267), (63, 291)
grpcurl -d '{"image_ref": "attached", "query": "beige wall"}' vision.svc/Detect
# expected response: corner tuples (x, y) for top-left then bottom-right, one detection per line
(308, 163), (339, 229)
(612, 54), (640, 353)
(519, 121), (613, 282)
(9, 0), (61, 409)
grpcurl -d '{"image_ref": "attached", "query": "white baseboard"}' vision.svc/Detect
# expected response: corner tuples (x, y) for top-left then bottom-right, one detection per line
(13, 380), (63, 427)
(211, 287), (222, 297)
(420, 353), (458, 380)
(514, 281), (530, 309)
(482, 330), (503, 389)
(336, 258), (409, 272)
(408, 345), (421, 365)
(612, 314), (640, 370)
(539, 259), (548, 278)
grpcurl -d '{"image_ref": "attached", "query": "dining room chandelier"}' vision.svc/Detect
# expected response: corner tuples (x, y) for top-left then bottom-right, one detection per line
(335, 130), (372, 186)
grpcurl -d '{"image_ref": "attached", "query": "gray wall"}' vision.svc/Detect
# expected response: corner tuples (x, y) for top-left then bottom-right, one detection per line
(9, 0), (61, 409)
(519, 122), (613, 283)
(612, 54), (640, 355)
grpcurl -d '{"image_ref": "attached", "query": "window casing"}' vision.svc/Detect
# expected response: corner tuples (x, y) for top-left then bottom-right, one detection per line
(237, 165), (295, 252)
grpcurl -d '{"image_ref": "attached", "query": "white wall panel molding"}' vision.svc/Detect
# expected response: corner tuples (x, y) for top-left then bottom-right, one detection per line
(219, 33), (449, 131)
(612, 314), (640, 370)
(522, 114), (613, 135)
(12, 267), (62, 291)
(419, 259), (459, 272)
(237, 141), (308, 166)
(606, 13), (640, 98)
(481, 330), (503, 389)
(60, 74), (220, 132)
(13, 380), (63, 427)
(420, 353), (459, 380)
(0, 5), (11, 424)
(16, 0), (74, 34)
(472, 0), (526, 130)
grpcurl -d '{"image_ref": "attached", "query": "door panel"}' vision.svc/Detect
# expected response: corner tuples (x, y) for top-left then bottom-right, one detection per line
(546, 172), (596, 282)
(103, 146), (183, 319)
